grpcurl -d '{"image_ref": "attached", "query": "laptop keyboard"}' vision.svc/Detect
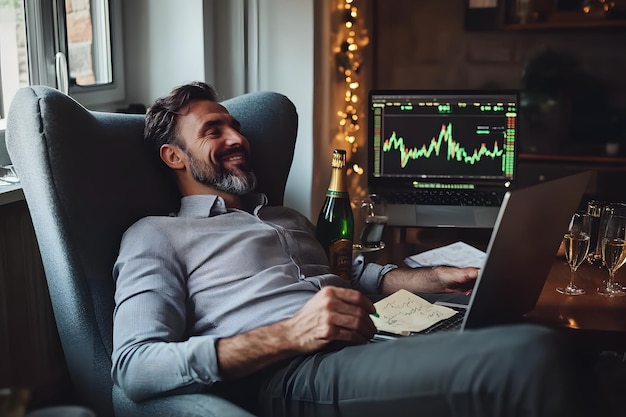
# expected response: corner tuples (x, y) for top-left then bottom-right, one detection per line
(418, 311), (465, 334)
(369, 311), (466, 342)
(385, 190), (503, 207)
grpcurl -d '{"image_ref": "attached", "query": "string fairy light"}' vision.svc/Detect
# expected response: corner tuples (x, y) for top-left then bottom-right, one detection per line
(334, 0), (368, 184)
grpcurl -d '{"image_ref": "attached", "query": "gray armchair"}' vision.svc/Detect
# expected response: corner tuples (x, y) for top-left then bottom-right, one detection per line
(6, 85), (298, 417)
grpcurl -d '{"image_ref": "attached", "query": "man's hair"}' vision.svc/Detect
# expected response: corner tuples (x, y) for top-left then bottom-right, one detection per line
(144, 81), (219, 159)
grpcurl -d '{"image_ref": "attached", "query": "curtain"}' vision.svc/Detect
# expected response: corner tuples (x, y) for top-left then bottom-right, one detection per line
(208, 0), (259, 99)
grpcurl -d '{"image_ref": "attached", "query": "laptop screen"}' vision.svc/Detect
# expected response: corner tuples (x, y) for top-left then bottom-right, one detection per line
(367, 90), (519, 192)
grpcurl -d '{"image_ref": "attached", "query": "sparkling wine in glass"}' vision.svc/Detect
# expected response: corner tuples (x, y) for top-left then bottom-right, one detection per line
(599, 211), (626, 297)
(557, 212), (590, 296)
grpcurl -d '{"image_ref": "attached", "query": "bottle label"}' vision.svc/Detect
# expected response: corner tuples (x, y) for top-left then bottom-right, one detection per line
(329, 239), (353, 281)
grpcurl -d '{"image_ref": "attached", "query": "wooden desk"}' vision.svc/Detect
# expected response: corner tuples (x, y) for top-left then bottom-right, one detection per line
(527, 261), (626, 350)
(375, 226), (626, 350)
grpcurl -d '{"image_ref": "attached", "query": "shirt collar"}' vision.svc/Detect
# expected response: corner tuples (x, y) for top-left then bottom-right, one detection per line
(177, 193), (268, 218)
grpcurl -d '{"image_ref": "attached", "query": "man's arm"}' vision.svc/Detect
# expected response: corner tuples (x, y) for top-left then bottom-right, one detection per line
(379, 266), (479, 295)
(112, 220), (204, 401)
(216, 286), (377, 380)
(112, 220), (377, 399)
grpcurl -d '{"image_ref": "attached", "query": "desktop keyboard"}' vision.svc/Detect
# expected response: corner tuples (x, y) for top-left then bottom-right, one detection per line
(385, 190), (503, 207)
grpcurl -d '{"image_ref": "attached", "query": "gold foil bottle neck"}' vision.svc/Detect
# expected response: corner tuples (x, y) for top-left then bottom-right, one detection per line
(328, 149), (348, 194)
(331, 149), (347, 169)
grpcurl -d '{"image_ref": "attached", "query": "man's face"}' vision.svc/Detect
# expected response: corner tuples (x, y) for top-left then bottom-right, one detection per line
(175, 100), (257, 195)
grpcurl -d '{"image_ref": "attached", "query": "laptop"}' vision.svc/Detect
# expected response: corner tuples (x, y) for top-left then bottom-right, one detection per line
(372, 170), (592, 340)
(367, 89), (519, 228)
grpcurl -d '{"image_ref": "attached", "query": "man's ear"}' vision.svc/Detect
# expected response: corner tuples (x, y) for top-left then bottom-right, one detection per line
(160, 144), (186, 170)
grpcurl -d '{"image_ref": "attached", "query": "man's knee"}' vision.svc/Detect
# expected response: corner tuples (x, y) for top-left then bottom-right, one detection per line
(479, 324), (565, 376)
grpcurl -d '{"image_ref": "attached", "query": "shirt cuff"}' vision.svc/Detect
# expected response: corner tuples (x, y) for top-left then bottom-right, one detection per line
(352, 254), (398, 294)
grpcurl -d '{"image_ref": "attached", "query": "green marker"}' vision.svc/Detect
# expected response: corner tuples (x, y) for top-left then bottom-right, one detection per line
(371, 312), (380, 318)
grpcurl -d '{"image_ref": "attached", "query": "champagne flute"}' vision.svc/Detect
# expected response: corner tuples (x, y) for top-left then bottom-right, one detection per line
(592, 203), (626, 267)
(585, 200), (604, 265)
(599, 210), (626, 297)
(596, 203), (626, 292)
(557, 212), (591, 295)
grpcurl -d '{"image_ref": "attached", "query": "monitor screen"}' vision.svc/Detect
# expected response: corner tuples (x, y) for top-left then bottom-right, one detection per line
(367, 90), (518, 190)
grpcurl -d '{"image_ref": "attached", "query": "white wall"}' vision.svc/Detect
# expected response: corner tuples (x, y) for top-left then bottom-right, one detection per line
(122, 0), (207, 109)
(122, 0), (316, 220)
(256, 1), (314, 219)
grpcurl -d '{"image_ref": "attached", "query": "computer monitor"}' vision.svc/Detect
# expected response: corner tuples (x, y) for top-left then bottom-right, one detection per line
(367, 90), (519, 192)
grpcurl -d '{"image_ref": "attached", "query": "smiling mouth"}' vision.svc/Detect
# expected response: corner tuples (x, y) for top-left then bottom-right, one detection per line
(219, 150), (251, 170)
(224, 154), (245, 162)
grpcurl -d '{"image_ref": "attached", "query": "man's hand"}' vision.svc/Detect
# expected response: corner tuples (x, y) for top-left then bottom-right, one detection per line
(379, 266), (478, 295)
(285, 286), (377, 352)
(216, 286), (377, 381)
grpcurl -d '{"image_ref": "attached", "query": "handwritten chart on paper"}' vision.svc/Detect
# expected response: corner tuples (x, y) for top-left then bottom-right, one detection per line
(372, 289), (457, 335)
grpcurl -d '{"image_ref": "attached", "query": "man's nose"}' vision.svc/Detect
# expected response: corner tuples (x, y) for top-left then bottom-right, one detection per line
(224, 127), (246, 145)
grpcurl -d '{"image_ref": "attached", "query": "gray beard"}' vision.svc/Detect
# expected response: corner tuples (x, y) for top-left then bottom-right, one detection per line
(187, 152), (257, 195)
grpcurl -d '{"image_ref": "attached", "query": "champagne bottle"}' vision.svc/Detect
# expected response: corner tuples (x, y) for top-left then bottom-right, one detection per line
(316, 149), (354, 281)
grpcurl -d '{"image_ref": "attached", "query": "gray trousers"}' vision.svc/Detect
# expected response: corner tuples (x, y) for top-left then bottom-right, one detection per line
(248, 324), (583, 417)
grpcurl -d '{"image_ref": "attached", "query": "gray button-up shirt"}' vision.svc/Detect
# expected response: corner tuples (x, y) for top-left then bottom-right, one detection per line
(112, 194), (397, 401)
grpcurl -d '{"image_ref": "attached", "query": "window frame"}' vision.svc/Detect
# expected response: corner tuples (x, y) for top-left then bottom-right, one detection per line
(65, 0), (126, 107)
(0, 0), (125, 140)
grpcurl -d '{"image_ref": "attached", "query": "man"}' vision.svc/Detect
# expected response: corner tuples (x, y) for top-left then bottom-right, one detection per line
(112, 81), (583, 417)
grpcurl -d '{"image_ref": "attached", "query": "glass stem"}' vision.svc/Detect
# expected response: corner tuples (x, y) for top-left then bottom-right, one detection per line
(567, 268), (577, 290)
(607, 270), (616, 290)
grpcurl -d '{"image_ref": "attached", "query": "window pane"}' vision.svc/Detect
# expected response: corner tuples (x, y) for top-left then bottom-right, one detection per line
(0, 0), (29, 123)
(66, 0), (112, 87)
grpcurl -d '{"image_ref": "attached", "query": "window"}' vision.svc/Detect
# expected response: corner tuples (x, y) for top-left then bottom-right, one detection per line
(0, 0), (28, 129)
(0, 0), (124, 132)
